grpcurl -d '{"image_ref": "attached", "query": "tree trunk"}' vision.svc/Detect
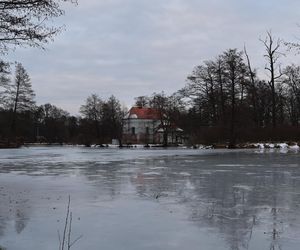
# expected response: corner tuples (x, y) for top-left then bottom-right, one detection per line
(10, 79), (20, 138)
(229, 77), (236, 149)
(163, 128), (168, 147)
(244, 46), (259, 126)
(270, 60), (276, 128)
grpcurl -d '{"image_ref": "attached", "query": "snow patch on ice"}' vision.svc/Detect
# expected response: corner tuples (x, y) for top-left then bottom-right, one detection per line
(143, 172), (161, 176)
(98, 161), (111, 165)
(179, 172), (191, 176)
(232, 185), (253, 191)
(216, 164), (245, 167)
(215, 170), (233, 172)
(150, 167), (166, 170)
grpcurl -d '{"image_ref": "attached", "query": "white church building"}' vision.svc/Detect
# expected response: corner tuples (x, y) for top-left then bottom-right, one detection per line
(122, 107), (185, 145)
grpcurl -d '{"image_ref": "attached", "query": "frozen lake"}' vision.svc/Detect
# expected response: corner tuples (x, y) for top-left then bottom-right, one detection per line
(0, 147), (300, 250)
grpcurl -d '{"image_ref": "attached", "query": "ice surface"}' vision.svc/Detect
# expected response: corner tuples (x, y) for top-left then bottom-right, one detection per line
(0, 147), (300, 250)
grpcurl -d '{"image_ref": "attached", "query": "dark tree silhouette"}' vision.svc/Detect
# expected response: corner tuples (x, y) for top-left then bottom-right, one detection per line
(221, 49), (248, 148)
(6, 63), (35, 136)
(0, 0), (77, 52)
(134, 96), (149, 108)
(80, 94), (103, 142)
(260, 31), (284, 128)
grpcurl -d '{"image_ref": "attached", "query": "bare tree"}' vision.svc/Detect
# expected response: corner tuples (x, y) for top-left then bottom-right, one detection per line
(214, 56), (226, 124)
(102, 95), (124, 146)
(149, 92), (184, 146)
(221, 49), (247, 148)
(187, 61), (218, 125)
(244, 45), (259, 126)
(0, 0), (77, 52)
(134, 96), (149, 107)
(260, 31), (284, 128)
(80, 94), (103, 141)
(149, 92), (169, 146)
(283, 65), (300, 126)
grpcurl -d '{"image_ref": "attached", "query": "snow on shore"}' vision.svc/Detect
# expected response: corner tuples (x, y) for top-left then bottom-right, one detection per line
(24, 142), (300, 151)
(254, 142), (299, 150)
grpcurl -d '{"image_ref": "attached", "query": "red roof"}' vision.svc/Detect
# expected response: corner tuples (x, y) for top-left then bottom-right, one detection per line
(129, 107), (161, 120)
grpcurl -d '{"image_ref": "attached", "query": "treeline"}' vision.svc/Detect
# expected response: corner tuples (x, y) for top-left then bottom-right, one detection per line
(0, 62), (126, 146)
(0, 2), (299, 146)
(125, 32), (300, 146)
(1, 31), (300, 147)
(178, 33), (300, 146)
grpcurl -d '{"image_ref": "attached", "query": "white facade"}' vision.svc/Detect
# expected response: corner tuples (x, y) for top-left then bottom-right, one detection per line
(122, 107), (185, 145)
(123, 117), (160, 144)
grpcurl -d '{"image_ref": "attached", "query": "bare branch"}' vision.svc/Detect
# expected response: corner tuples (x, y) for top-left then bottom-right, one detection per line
(70, 235), (83, 248)
(58, 195), (82, 250)
(0, 0), (77, 53)
(58, 230), (62, 250)
(61, 195), (71, 250)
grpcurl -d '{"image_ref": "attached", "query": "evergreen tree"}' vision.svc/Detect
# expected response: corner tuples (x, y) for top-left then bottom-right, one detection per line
(7, 63), (35, 134)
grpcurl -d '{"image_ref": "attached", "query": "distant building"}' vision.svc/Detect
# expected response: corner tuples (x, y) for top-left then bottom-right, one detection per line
(122, 107), (160, 144)
(122, 107), (185, 145)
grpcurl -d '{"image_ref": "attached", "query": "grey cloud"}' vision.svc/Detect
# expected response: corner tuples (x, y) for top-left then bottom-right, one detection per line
(6, 0), (300, 114)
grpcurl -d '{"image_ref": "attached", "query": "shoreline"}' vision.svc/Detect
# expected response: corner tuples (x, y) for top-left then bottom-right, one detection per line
(7, 141), (298, 150)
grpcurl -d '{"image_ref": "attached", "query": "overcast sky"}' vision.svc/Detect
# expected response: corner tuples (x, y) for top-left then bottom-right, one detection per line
(6, 0), (300, 114)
